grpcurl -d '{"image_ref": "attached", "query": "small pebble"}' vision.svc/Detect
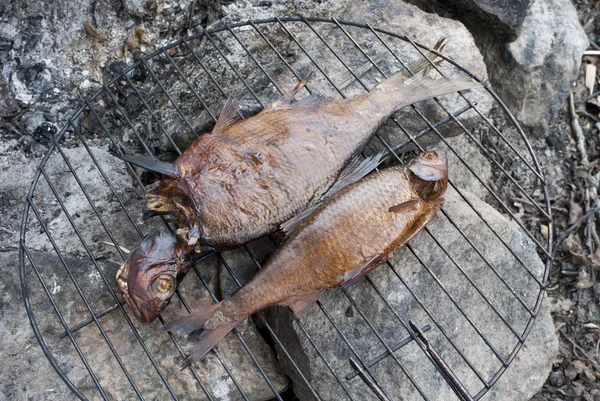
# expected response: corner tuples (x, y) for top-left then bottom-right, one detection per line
(79, 79), (91, 90)
(549, 370), (565, 387)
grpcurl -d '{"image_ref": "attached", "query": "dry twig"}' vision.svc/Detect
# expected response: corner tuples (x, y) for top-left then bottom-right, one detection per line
(569, 90), (589, 166)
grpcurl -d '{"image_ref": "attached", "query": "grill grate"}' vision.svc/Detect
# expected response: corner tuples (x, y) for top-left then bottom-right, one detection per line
(19, 17), (553, 401)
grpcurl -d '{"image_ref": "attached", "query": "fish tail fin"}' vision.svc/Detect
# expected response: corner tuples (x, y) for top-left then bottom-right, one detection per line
(163, 302), (222, 333)
(181, 319), (244, 369)
(370, 38), (483, 111)
(374, 72), (483, 113)
(396, 37), (448, 81)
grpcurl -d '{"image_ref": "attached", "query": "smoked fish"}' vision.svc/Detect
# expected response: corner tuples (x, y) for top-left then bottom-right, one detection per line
(116, 40), (478, 323)
(165, 149), (448, 367)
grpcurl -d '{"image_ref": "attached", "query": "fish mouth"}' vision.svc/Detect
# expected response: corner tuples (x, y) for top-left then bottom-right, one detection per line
(407, 148), (447, 181)
(116, 261), (129, 293)
(115, 261), (152, 323)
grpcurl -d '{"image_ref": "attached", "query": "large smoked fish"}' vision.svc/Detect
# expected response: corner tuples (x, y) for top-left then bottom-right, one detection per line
(116, 40), (478, 323)
(165, 149), (448, 367)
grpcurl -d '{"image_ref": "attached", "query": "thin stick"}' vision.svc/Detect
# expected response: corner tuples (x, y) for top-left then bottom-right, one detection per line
(560, 330), (600, 372)
(554, 203), (600, 251)
(101, 241), (131, 255)
(569, 90), (589, 166)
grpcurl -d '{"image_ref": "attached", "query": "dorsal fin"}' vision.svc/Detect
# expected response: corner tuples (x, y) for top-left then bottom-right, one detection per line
(280, 150), (386, 236)
(398, 37), (448, 80)
(262, 79), (308, 113)
(293, 93), (331, 108)
(263, 73), (332, 112)
(323, 151), (386, 200)
(211, 96), (240, 134)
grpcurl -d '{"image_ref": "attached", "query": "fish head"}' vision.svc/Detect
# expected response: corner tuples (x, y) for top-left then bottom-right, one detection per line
(406, 148), (448, 201)
(116, 231), (189, 323)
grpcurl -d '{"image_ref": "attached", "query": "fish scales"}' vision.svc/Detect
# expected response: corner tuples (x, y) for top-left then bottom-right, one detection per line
(216, 166), (425, 320)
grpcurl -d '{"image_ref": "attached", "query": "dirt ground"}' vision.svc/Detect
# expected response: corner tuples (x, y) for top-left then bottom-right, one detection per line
(529, 1), (600, 400)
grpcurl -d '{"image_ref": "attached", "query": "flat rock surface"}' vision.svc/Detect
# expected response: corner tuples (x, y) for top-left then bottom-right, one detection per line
(8, 143), (288, 401)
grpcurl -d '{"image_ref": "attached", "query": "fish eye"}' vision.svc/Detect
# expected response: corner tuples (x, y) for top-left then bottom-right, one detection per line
(426, 151), (437, 160)
(152, 274), (175, 299)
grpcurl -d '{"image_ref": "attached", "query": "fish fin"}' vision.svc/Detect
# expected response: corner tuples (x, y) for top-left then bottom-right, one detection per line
(211, 96), (240, 134)
(111, 152), (180, 177)
(399, 198), (444, 243)
(398, 37), (447, 81)
(263, 78), (308, 112)
(265, 74), (332, 111)
(163, 302), (221, 333)
(293, 93), (331, 108)
(323, 150), (387, 199)
(342, 255), (381, 287)
(280, 151), (386, 237)
(283, 292), (323, 317)
(280, 204), (320, 237)
(385, 73), (481, 111)
(373, 38), (481, 110)
(181, 319), (244, 369)
(388, 198), (425, 214)
(278, 79), (308, 103)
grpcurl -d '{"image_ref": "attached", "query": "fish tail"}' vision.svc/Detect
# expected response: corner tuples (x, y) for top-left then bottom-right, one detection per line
(368, 38), (483, 112)
(163, 302), (222, 333)
(373, 72), (483, 113)
(180, 319), (244, 369)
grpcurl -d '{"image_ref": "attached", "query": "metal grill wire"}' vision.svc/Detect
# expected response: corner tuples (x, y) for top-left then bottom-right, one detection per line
(19, 17), (553, 401)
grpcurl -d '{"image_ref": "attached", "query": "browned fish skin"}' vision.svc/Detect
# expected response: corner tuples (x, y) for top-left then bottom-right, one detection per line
(119, 40), (477, 324)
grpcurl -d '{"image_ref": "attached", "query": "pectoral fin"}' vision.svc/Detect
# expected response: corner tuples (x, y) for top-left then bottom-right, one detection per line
(111, 152), (180, 177)
(388, 198), (424, 214)
(280, 151), (386, 236)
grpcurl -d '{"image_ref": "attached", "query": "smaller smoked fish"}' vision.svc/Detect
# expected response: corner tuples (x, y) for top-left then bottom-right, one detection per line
(165, 149), (448, 368)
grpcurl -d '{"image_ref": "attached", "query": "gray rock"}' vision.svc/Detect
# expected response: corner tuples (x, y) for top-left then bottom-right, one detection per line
(442, 133), (493, 198)
(123, 0), (150, 18)
(267, 187), (555, 401)
(0, 73), (19, 117)
(480, 0), (588, 134)
(13, 250), (287, 401)
(220, 0), (491, 154)
(435, 0), (533, 41)
(24, 109), (46, 136)
(219, 237), (277, 298)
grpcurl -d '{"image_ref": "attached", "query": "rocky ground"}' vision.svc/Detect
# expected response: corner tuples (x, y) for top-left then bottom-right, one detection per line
(529, 0), (600, 400)
(0, 0), (597, 400)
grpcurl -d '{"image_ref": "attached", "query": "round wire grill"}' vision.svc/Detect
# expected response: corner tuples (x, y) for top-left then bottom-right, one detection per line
(19, 17), (553, 401)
